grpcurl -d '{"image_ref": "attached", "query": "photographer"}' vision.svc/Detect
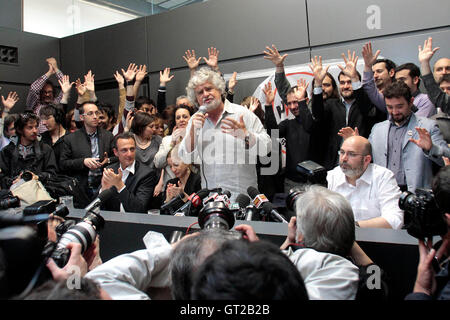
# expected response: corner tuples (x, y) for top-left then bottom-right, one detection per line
(406, 166), (450, 300)
(0, 112), (57, 190)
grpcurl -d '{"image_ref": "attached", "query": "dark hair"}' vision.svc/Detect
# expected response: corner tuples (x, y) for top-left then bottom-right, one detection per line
(439, 74), (450, 84)
(130, 112), (157, 136)
(374, 59), (397, 78)
(240, 96), (265, 123)
(170, 104), (194, 133)
(395, 63), (421, 87)
(383, 81), (412, 102)
(79, 101), (98, 115)
(39, 103), (65, 125)
(65, 109), (75, 131)
(191, 240), (309, 300)
(22, 278), (103, 300)
(338, 70), (362, 82)
(3, 113), (19, 136)
(98, 102), (117, 125)
(136, 96), (155, 111)
(113, 131), (135, 149)
(432, 165), (450, 213)
(311, 72), (340, 99)
(40, 80), (59, 101)
(15, 112), (39, 134)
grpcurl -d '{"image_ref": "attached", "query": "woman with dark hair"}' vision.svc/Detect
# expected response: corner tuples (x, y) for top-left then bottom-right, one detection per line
(130, 112), (162, 167)
(153, 104), (194, 197)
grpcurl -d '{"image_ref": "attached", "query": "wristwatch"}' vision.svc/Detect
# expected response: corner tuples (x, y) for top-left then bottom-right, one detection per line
(244, 133), (250, 149)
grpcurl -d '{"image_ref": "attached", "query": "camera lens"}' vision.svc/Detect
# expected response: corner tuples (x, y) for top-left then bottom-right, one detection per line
(398, 191), (413, 211)
(22, 171), (33, 182)
(286, 188), (304, 211)
(198, 201), (235, 231)
(0, 196), (20, 210)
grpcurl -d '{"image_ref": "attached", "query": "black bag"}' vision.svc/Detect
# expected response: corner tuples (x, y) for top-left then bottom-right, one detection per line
(43, 175), (90, 209)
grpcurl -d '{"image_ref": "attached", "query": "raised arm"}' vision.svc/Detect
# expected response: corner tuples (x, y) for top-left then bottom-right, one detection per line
(183, 50), (201, 77)
(26, 58), (56, 110)
(157, 67), (174, 113)
(203, 47), (220, 72)
(309, 55), (330, 121)
(361, 42), (387, 113)
(84, 70), (97, 102)
(113, 70), (126, 127)
(263, 45), (290, 103)
(226, 71), (237, 103)
(133, 64), (148, 99)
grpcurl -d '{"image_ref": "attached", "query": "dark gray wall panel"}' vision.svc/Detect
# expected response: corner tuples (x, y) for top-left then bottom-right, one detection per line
(0, 84), (31, 113)
(83, 17), (148, 81)
(307, 0), (450, 46)
(0, 0), (22, 30)
(0, 27), (60, 84)
(146, 0), (309, 72)
(60, 34), (85, 81)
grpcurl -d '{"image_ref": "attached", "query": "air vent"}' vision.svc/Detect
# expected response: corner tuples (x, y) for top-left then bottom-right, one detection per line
(0, 46), (18, 65)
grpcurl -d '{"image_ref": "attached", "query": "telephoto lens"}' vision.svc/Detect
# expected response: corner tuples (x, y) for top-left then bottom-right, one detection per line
(0, 196), (20, 210)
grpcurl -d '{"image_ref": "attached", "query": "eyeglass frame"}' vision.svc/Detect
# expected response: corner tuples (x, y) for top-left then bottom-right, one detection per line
(337, 150), (368, 158)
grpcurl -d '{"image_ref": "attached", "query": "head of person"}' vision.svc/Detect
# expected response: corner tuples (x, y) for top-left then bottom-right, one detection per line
(136, 96), (156, 115)
(65, 109), (77, 133)
(172, 104), (194, 131)
(339, 136), (372, 180)
(98, 102), (117, 131)
(433, 58), (450, 83)
(372, 59), (396, 90)
(383, 81), (414, 124)
(176, 95), (194, 108)
(295, 185), (355, 257)
(153, 115), (165, 137)
(286, 86), (302, 117)
(22, 278), (110, 300)
(186, 67), (226, 112)
(3, 113), (19, 138)
(439, 74), (450, 95)
(39, 81), (57, 104)
(113, 132), (136, 169)
(39, 104), (65, 133)
(240, 96), (265, 123)
(167, 144), (190, 180)
(191, 239), (309, 300)
(169, 229), (242, 300)
(432, 165), (450, 228)
(130, 112), (158, 140)
(312, 72), (340, 100)
(338, 71), (362, 100)
(15, 112), (40, 145)
(79, 102), (101, 131)
(395, 63), (421, 94)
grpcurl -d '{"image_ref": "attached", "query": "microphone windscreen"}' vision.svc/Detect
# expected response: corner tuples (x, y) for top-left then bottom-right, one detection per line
(197, 188), (210, 199)
(98, 186), (117, 202)
(247, 186), (259, 199)
(235, 194), (251, 209)
(198, 105), (207, 114)
(223, 190), (231, 198)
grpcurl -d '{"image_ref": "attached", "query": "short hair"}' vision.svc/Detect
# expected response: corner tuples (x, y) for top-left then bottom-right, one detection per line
(338, 70), (362, 82)
(186, 67), (226, 106)
(295, 185), (355, 257)
(3, 113), (19, 135)
(384, 81), (412, 102)
(98, 102), (117, 123)
(169, 229), (241, 300)
(374, 58), (397, 76)
(113, 131), (135, 150)
(439, 74), (450, 84)
(65, 109), (75, 130)
(22, 278), (102, 300)
(136, 96), (155, 110)
(432, 165), (450, 213)
(79, 101), (98, 115)
(40, 80), (59, 100)
(15, 112), (39, 134)
(191, 239), (309, 300)
(130, 112), (157, 137)
(39, 104), (65, 125)
(176, 95), (193, 106)
(395, 63), (421, 87)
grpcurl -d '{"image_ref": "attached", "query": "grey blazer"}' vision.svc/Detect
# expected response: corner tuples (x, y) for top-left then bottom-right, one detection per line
(369, 113), (447, 192)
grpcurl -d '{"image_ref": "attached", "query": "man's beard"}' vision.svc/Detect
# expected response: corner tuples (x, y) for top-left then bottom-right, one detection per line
(340, 161), (364, 179)
(341, 91), (354, 100)
(203, 97), (221, 112)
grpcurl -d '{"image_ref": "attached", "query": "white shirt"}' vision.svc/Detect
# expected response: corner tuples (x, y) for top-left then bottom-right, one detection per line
(327, 163), (404, 229)
(179, 100), (271, 201)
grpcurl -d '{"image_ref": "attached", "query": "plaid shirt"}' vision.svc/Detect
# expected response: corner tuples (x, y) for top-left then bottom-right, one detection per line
(26, 70), (64, 133)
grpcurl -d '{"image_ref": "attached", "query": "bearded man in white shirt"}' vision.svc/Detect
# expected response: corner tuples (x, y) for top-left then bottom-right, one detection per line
(327, 135), (404, 229)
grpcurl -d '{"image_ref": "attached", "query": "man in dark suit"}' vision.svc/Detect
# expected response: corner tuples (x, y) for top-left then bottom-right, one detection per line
(60, 101), (116, 206)
(99, 132), (158, 213)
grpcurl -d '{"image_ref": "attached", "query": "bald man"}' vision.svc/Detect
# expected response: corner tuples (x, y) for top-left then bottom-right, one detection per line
(327, 135), (404, 229)
(433, 58), (450, 83)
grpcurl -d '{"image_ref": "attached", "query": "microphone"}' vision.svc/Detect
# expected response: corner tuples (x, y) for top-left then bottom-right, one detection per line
(160, 193), (185, 214)
(247, 186), (288, 223)
(173, 188), (210, 216)
(85, 187), (116, 213)
(198, 105), (207, 114)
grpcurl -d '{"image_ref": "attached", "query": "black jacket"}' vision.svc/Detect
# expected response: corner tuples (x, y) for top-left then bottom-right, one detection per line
(0, 139), (57, 189)
(40, 130), (70, 172)
(100, 160), (158, 213)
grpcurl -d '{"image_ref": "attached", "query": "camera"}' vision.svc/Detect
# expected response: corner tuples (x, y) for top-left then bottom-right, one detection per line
(286, 186), (308, 211)
(399, 188), (448, 239)
(197, 201), (242, 239)
(21, 171), (33, 182)
(0, 195), (20, 210)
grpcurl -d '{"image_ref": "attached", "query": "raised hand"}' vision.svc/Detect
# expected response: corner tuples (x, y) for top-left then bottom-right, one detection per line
(113, 70), (125, 87)
(221, 115), (248, 140)
(46, 57), (59, 73)
(183, 49), (201, 70)
(135, 64), (148, 82)
(338, 127), (359, 140)
(228, 71), (238, 92)
(121, 63), (138, 83)
(249, 97), (260, 113)
(263, 44), (288, 67)
(309, 56), (330, 86)
(203, 47), (220, 70)
(1, 91), (19, 111)
(263, 82), (275, 105)
(338, 50), (359, 81)
(84, 70), (95, 92)
(160, 67), (174, 86)
(294, 78), (309, 101)
(409, 127), (432, 151)
(58, 75), (74, 94)
(418, 37), (440, 64)
(75, 78), (86, 96)
(362, 42), (380, 69)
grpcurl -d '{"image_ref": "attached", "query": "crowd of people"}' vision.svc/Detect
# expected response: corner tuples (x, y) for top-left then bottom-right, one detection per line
(0, 36), (449, 301)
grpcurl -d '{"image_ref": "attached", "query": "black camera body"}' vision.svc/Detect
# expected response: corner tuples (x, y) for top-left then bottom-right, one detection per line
(198, 201), (243, 240)
(399, 188), (448, 239)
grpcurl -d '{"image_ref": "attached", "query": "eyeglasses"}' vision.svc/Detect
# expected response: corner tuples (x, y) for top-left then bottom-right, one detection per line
(83, 111), (101, 117)
(338, 150), (366, 158)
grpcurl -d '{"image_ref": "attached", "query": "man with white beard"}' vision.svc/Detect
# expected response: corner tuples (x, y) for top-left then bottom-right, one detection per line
(326, 135), (404, 229)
